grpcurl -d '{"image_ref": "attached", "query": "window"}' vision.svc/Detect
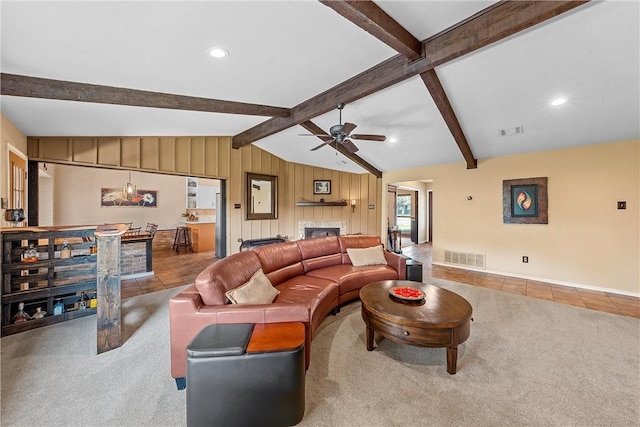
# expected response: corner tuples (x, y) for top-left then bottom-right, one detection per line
(9, 151), (26, 209)
(396, 194), (411, 216)
(396, 194), (411, 232)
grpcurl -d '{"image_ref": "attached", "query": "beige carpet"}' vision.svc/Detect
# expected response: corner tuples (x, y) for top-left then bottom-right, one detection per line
(1, 279), (639, 426)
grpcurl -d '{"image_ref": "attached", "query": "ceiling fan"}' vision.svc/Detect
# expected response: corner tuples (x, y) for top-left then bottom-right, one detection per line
(299, 103), (386, 153)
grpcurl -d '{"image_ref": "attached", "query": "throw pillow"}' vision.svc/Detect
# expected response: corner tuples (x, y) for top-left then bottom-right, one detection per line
(225, 269), (280, 304)
(346, 245), (387, 266)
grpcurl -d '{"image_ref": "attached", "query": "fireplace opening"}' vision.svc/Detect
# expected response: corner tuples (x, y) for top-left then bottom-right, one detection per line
(305, 227), (340, 239)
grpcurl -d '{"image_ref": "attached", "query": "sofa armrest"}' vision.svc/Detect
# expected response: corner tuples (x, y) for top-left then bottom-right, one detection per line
(169, 292), (309, 379)
(384, 251), (406, 280)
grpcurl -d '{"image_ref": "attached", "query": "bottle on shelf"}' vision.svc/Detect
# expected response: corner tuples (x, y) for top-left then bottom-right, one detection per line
(88, 293), (98, 309)
(60, 239), (72, 259)
(53, 299), (65, 315)
(32, 307), (46, 319)
(79, 292), (87, 310)
(21, 244), (39, 263)
(12, 302), (31, 324)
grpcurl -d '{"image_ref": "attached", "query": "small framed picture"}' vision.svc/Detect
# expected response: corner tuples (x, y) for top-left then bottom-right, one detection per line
(313, 180), (331, 194)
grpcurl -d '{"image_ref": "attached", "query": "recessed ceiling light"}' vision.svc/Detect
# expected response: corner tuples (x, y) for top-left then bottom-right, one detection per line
(389, 137), (397, 143)
(207, 47), (229, 58)
(551, 97), (566, 106)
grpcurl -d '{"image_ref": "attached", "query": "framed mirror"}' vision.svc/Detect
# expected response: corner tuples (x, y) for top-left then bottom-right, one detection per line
(246, 172), (277, 220)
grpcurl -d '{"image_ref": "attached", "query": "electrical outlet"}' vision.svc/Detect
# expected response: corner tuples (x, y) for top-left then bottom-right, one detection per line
(522, 256), (528, 263)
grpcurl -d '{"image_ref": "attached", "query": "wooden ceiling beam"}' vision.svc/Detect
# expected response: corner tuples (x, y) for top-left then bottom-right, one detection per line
(233, 0), (588, 148)
(322, 0), (476, 169)
(319, 0), (422, 61)
(0, 73), (291, 118)
(299, 121), (382, 178)
(420, 70), (476, 169)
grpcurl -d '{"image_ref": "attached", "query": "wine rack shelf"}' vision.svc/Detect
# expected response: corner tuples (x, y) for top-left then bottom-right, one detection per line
(1, 226), (98, 336)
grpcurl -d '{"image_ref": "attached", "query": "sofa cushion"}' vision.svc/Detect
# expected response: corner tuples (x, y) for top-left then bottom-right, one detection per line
(225, 269), (280, 304)
(275, 276), (339, 337)
(274, 275), (338, 306)
(346, 245), (387, 266)
(297, 236), (343, 273)
(254, 241), (305, 286)
(195, 251), (263, 305)
(339, 235), (383, 253)
(306, 264), (399, 296)
(296, 235), (341, 258)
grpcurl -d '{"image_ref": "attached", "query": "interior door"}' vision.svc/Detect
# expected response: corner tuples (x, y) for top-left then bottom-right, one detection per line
(428, 190), (433, 243)
(9, 151), (26, 210)
(386, 185), (398, 249)
(411, 190), (418, 243)
(214, 181), (226, 258)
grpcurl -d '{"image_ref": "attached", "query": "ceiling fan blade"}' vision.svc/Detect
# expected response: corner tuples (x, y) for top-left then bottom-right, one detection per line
(310, 141), (333, 151)
(342, 139), (360, 153)
(341, 122), (357, 135)
(299, 133), (330, 138)
(350, 134), (386, 142)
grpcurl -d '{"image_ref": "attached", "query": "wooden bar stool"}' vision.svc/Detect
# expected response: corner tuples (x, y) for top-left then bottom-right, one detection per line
(173, 227), (193, 254)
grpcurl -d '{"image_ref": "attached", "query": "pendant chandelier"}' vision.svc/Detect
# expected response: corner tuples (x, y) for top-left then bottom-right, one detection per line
(123, 171), (136, 200)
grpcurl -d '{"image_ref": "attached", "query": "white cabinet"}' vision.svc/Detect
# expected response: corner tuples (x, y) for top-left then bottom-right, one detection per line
(197, 186), (216, 209)
(186, 178), (198, 209)
(186, 178), (217, 209)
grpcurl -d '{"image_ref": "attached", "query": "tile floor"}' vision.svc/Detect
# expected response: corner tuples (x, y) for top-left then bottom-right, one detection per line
(403, 242), (639, 319)
(121, 231), (217, 300)
(126, 235), (639, 319)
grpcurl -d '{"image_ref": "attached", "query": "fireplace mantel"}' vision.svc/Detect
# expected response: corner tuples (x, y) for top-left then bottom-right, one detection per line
(295, 200), (347, 207)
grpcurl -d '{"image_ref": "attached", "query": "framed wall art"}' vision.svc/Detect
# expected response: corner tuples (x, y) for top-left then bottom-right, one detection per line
(313, 180), (331, 195)
(502, 177), (548, 224)
(101, 188), (158, 207)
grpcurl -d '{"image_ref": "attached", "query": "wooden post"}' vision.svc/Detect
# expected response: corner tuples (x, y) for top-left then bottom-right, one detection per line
(95, 224), (127, 354)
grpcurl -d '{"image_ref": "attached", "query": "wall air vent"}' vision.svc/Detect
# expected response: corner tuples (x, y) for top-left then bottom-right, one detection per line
(444, 250), (486, 269)
(499, 125), (524, 136)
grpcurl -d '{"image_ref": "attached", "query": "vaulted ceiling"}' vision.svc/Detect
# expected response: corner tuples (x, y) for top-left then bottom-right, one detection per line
(2, 1), (638, 177)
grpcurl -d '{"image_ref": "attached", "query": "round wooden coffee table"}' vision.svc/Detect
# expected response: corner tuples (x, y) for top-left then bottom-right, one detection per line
(360, 280), (473, 374)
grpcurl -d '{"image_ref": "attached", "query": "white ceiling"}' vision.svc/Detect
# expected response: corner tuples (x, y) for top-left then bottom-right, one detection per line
(2, 1), (638, 175)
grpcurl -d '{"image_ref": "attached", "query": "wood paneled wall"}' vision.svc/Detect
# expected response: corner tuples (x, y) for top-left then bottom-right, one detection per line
(28, 136), (231, 178)
(27, 136), (382, 255)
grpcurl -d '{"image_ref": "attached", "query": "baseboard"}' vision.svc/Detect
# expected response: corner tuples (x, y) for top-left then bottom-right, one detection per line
(431, 262), (639, 298)
(122, 271), (154, 280)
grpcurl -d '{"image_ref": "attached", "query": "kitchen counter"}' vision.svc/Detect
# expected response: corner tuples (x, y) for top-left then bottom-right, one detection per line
(0, 224), (98, 233)
(181, 222), (215, 252)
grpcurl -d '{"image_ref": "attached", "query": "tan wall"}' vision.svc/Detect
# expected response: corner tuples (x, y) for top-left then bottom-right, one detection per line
(1, 113), (28, 228)
(385, 139), (640, 295)
(49, 164), (219, 230)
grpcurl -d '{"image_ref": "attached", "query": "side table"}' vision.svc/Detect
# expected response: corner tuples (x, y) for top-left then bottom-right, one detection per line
(405, 258), (423, 282)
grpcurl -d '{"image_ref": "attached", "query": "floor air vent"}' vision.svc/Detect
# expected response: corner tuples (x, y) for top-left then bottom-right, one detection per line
(444, 250), (485, 269)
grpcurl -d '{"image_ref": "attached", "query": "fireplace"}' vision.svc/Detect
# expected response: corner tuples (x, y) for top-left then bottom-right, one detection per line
(305, 227), (340, 239)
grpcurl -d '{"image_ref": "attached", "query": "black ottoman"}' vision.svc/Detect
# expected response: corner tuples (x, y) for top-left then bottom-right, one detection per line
(186, 322), (305, 427)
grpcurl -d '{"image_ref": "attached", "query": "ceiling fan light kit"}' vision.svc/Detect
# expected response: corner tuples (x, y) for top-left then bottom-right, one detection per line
(300, 103), (386, 153)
